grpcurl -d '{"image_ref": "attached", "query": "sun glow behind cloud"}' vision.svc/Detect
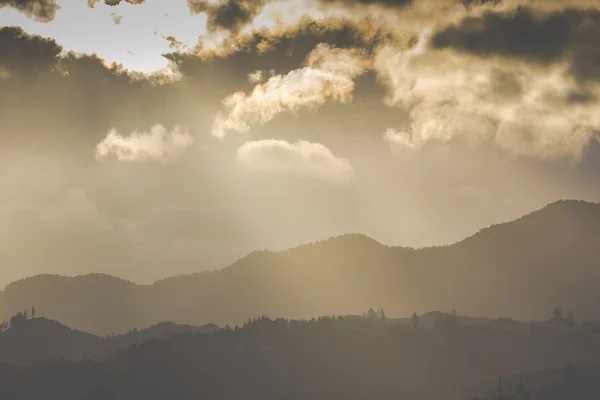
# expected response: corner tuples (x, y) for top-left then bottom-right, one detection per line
(3, 0), (600, 286)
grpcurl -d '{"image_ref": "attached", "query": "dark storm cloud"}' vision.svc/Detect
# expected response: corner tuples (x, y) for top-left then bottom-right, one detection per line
(187, 0), (268, 33)
(0, 26), (62, 75)
(431, 7), (600, 81)
(0, 0), (59, 22)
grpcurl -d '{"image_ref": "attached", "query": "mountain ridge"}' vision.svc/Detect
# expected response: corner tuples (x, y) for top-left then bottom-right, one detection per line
(4, 199), (595, 290)
(1, 199), (599, 334)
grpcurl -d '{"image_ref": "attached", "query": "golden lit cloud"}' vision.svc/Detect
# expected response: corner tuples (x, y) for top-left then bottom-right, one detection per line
(212, 43), (370, 138)
(236, 139), (354, 183)
(376, 29), (600, 159)
(95, 125), (194, 163)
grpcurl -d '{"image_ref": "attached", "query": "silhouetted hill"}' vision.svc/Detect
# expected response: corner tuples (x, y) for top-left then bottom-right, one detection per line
(2, 315), (600, 400)
(1, 200), (599, 334)
(0, 318), (100, 365)
(0, 317), (218, 365)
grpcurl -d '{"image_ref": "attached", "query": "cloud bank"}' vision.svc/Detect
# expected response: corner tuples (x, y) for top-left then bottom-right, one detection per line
(374, 7), (600, 160)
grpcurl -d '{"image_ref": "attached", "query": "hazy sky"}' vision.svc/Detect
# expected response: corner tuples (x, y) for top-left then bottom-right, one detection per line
(1, 0), (600, 286)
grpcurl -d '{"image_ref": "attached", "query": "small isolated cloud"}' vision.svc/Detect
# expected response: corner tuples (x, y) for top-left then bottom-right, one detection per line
(156, 33), (186, 50)
(213, 44), (369, 138)
(0, 0), (60, 22)
(95, 125), (193, 163)
(235, 140), (354, 184)
(111, 13), (123, 24)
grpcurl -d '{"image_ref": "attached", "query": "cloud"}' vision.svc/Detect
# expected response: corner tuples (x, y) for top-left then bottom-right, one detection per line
(318, 0), (497, 7)
(319, 0), (412, 7)
(95, 125), (194, 163)
(376, 28), (600, 159)
(111, 13), (123, 25)
(158, 33), (186, 50)
(188, 0), (268, 33)
(0, 0), (59, 22)
(383, 129), (420, 153)
(431, 7), (573, 63)
(0, 27), (63, 75)
(212, 43), (370, 138)
(160, 16), (390, 106)
(236, 139), (354, 183)
(87, 0), (145, 7)
(176, 15), (392, 62)
(248, 70), (267, 83)
(431, 7), (600, 82)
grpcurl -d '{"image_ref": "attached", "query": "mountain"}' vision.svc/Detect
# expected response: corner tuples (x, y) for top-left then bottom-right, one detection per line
(0, 199), (599, 334)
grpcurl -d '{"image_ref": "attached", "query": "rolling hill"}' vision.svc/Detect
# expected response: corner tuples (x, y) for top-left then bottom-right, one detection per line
(0, 317), (218, 365)
(0, 199), (598, 334)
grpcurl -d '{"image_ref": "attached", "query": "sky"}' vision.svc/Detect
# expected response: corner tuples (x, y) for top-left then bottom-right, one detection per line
(1, 0), (600, 286)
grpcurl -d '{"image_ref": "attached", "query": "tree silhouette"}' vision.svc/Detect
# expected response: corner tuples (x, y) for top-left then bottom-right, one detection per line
(411, 312), (419, 329)
(550, 306), (563, 324)
(9, 312), (28, 328)
(514, 380), (530, 399)
(566, 311), (575, 326)
(496, 376), (503, 400)
(367, 308), (378, 320)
